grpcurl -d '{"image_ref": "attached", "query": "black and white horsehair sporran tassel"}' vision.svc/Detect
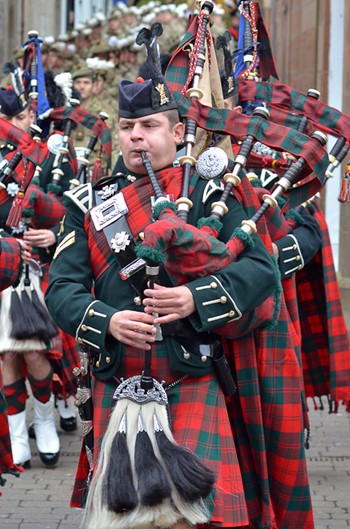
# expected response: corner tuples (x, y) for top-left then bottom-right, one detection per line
(82, 268), (215, 529)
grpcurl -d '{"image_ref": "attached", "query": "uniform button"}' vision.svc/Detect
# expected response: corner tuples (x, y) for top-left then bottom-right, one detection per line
(134, 296), (142, 306)
(210, 282), (218, 289)
(88, 309), (95, 317)
(292, 244), (297, 250)
(183, 352), (191, 360)
(139, 232), (145, 241)
(220, 296), (227, 304)
(77, 337), (83, 343)
(95, 360), (100, 367)
(295, 255), (301, 261)
(201, 355), (208, 363)
(106, 356), (111, 364)
(228, 310), (235, 318)
(81, 324), (88, 332)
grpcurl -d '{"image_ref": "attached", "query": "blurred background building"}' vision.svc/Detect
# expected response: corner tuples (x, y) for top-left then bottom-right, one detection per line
(0, 0), (349, 328)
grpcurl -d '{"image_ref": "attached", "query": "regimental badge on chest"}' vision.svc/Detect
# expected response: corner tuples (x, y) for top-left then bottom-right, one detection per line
(97, 184), (117, 200)
(110, 231), (131, 253)
(90, 191), (128, 231)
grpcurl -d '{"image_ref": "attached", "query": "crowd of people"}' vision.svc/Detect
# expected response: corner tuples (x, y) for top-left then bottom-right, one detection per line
(0, 1), (349, 529)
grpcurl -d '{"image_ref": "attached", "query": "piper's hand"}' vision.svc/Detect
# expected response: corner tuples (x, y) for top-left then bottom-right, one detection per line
(272, 242), (279, 259)
(108, 310), (157, 350)
(23, 228), (56, 248)
(18, 239), (32, 263)
(143, 283), (195, 324)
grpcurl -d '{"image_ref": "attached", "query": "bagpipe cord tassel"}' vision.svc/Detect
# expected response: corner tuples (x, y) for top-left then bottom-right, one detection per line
(91, 145), (103, 184)
(338, 162), (350, 203)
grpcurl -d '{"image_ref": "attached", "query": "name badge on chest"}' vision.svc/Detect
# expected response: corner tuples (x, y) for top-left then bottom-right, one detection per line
(91, 192), (128, 231)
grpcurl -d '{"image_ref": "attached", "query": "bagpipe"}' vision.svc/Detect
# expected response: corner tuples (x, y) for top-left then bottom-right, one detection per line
(71, 110), (110, 186)
(19, 30), (112, 191)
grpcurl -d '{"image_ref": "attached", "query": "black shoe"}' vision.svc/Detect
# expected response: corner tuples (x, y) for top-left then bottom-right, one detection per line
(38, 450), (60, 467)
(59, 416), (77, 432)
(56, 396), (77, 433)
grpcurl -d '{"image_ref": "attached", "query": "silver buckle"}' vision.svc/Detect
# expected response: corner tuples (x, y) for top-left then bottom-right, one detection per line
(90, 192), (128, 231)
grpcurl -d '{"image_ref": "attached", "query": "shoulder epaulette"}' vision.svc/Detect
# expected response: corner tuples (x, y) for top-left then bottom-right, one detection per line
(202, 179), (225, 204)
(64, 183), (93, 214)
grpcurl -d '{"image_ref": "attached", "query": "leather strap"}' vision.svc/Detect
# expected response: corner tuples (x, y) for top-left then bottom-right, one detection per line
(95, 189), (147, 298)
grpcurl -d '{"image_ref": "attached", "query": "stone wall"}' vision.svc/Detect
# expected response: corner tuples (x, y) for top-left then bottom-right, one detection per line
(0, 0), (60, 69)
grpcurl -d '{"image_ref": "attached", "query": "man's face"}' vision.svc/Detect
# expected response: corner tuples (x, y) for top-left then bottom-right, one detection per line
(118, 112), (184, 174)
(93, 76), (106, 97)
(0, 107), (34, 132)
(73, 77), (94, 101)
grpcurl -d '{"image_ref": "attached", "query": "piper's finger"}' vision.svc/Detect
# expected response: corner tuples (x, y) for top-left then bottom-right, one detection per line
(153, 313), (180, 325)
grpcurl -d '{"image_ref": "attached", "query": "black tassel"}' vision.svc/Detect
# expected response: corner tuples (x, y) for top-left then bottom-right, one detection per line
(17, 286), (48, 339)
(104, 428), (138, 513)
(135, 418), (172, 507)
(155, 427), (215, 502)
(30, 286), (59, 340)
(9, 289), (29, 338)
(9, 287), (45, 339)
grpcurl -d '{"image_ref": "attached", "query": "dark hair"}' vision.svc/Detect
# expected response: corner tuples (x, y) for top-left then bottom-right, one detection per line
(166, 108), (181, 129)
(41, 70), (80, 132)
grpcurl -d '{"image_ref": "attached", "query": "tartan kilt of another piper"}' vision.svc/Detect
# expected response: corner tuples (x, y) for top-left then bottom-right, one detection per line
(71, 341), (250, 528)
(226, 293), (314, 529)
(295, 203), (350, 410)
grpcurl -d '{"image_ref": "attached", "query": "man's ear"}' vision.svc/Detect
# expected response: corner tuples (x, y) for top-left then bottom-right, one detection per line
(29, 109), (35, 123)
(173, 122), (185, 145)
